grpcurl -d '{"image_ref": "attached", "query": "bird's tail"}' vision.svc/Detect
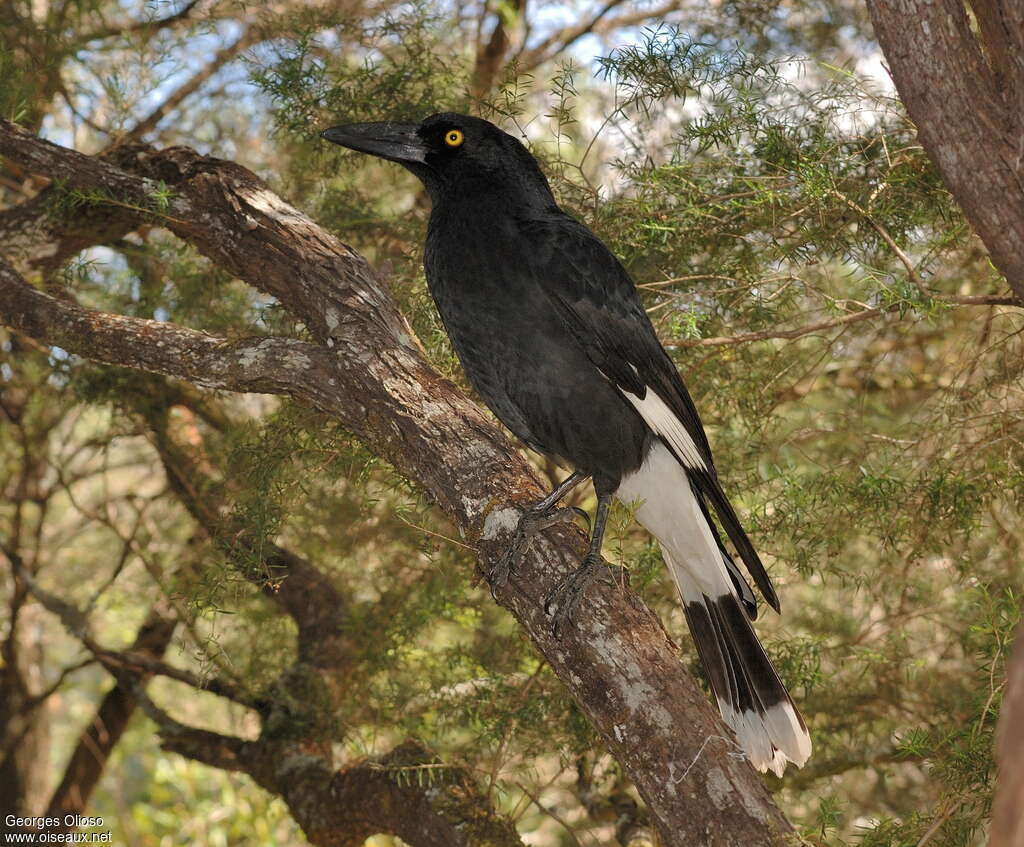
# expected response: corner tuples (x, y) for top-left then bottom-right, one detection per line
(615, 440), (811, 775)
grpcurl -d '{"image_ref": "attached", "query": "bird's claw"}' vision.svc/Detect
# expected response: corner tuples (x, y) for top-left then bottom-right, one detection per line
(489, 530), (530, 598)
(488, 504), (588, 598)
(568, 506), (590, 532)
(544, 552), (604, 638)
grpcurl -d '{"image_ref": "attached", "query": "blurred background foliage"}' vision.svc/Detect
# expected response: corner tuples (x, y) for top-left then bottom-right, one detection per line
(1, 0), (1020, 845)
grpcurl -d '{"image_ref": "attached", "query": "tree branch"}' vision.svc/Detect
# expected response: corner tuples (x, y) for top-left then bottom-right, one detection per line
(6, 540), (517, 846)
(675, 305), (887, 348)
(516, 1), (680, 72)
(671, 292), (1018, 348)
(46, 604), (178, 825)
(130, 681), (251, 772)
(964, 0), (1022, 102)
(135, 384), (355, 677)
(0, 142), (161, 279)
(2, 546), (257, 712)
(76, 0), (205, 44)
(472, 0), (525, 98)
(0, 258), (337, 397)
(111, 27), (259, 147)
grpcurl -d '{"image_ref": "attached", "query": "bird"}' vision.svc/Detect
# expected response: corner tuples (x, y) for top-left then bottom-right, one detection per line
(322, 113), (811, 775)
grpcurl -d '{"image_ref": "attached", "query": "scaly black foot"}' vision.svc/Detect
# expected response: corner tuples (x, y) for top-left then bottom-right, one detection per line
(489, 504), (589, 595)
(543, 491), (616, 638)
(543, 552), (605, 637)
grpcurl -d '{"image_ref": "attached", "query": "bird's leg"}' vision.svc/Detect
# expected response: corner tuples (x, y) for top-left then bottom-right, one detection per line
(544, 493), (612, 637)
(490, 471), (590, 593)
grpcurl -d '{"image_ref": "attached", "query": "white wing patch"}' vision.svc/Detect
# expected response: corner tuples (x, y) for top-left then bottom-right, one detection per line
(621, 385), (708, 471)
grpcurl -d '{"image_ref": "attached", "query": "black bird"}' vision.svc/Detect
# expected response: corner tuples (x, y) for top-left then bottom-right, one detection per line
(322, 113), (811, 774)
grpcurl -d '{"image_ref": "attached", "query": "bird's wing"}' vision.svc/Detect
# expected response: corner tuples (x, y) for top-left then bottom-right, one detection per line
(524, 215), (779, 612)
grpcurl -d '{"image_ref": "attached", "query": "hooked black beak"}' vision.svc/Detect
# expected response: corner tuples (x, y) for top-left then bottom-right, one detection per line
(320, 122), (428, 165)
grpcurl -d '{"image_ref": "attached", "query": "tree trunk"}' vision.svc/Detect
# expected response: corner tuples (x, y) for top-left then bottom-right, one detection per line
(865, 0), (1024, 299)
(991, 625), (1024, 847)
(0, 603), (50, 818)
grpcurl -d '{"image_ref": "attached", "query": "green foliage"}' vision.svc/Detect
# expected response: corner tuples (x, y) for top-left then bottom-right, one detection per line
(251, 5), (467, 137)
(48, 180), (178, 223)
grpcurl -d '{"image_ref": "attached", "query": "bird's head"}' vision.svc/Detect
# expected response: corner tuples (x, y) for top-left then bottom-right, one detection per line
(321, 112), (555, 208)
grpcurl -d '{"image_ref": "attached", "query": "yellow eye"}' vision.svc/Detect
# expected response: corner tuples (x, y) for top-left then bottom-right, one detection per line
(444, 129), (464, 147)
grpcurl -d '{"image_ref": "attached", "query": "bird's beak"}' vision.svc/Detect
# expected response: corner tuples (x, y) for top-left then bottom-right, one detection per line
(320, 122), (428, 165)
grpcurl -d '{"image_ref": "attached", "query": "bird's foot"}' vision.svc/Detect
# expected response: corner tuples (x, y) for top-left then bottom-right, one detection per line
(544, 552), (605, 638)
(488, 504), (589, 597)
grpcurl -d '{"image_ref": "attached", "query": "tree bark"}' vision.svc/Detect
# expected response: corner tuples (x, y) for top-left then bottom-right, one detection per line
(0, 119), (793, 844)
(991, 624), (1024, 847)
(0, 601), (50, 818)
(865, 0), (1024, 299)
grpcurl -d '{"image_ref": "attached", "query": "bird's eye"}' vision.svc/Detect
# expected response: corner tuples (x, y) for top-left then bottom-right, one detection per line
(444, 129), (464, 147)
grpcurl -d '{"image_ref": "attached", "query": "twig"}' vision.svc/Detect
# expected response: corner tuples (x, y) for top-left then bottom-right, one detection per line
(4, 546), (261, 709)
(671, 291), (1020, 348)
(77, 0), (204, 44)
(915, 797), (965, 847)
(394, 513), (477, 551)
(674, 305), (886, 347)
(672, 735), (745, 784)
(109, 26), (258, 147)
(516, 782), (589, 847)
(517, 1), (681, 71)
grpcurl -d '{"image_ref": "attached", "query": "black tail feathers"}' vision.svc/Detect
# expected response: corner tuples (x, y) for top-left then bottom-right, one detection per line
(682, 591), (811, 775)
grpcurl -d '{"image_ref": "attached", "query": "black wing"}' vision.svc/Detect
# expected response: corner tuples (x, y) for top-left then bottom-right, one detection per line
(522, 213), (780, 612)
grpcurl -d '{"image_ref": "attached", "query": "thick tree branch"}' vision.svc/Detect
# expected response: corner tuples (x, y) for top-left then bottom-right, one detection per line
(0, 143), (164, 279)
(8, 541), (504, 846)
(0, 259), (336, 397)
(270, 741), (526, 847)
(964, 0), (1022, 102)
(97, 612), (526, 846)
(166, 726), (527, 847)
(130, 683), (250, 772)
(864, 10), (1024, 835)
(0, 120), (792, 843)
(125, 664), (527, 846)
